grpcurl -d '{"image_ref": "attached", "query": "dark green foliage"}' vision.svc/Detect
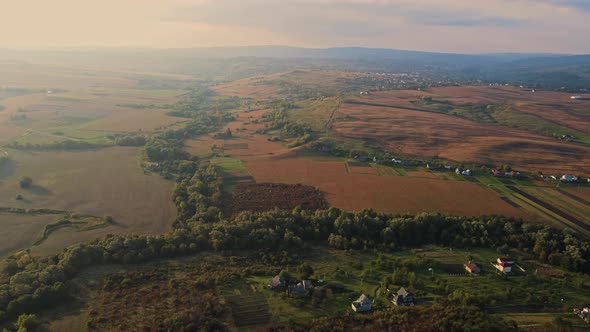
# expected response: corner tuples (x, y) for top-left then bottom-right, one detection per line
(167, 88), (239, 118)
(298, 263), (314, 279)
(262, 100), (313, 147)
(8, 140), (107, 151)
(173, 161), (223, 224)
(114, 134), (146, 146)
(19, 177), (32, 189)
(14, 313), (40, 332)
(144, 137), (189, 163)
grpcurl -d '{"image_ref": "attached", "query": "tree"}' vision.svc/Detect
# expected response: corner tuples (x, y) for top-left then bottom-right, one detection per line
(15, 313), (40, 332)
(298, 263), (314, 279)
(225, 128), (232, 137)
(19, 177), (32, 189)
(278, 270), (292, 281)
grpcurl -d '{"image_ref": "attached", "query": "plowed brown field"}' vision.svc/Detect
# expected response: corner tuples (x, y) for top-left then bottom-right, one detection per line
(333, 103), (590, 176)
(225, 183), (328, 215)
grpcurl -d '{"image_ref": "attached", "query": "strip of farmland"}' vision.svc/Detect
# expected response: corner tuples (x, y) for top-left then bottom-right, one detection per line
(506, 186), (590, 236)
(557, 189), (590, 208)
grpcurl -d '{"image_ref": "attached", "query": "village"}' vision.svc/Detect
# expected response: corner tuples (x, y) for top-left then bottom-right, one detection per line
(253, 250), (590, 322)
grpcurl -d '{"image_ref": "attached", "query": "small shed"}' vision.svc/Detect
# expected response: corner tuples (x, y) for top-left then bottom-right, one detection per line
(351, 294), (371, 312)
(393, 287), (415, 306)
(269, 275), (285, 290)
(464, 261), (481, 275)
(288, 283), (305, 297)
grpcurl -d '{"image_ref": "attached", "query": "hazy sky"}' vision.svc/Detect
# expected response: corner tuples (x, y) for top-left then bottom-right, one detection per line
(2, 0), (590, 53)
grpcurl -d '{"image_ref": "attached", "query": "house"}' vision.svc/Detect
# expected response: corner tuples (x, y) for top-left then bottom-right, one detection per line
(391, 158), (403, 164)
(571, 96), (582, 100)
(269, 275), (285, 290)
(288, 283), (305, 297)
(574, 307), (589, 322)
(561, 175), (579, 183)
(351, 294), (371, 312)
(302, 280), (313, 291)
(392, 287), (414, 306)
(492, 169), (516, 177)
(464, 261), (481, 275)
(495, 257), (515, 274)
(455, 168), (471, 176)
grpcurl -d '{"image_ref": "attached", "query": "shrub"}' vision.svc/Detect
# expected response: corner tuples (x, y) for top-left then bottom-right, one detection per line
(19, 177), (32, 189)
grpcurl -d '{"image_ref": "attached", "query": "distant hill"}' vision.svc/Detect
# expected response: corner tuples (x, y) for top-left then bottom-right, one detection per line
(1, 46), (588, 90)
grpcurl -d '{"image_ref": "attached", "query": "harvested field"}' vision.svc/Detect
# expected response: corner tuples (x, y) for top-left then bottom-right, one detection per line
(561, 188), (590, 205)
(244, 154), (531, 218)
(224, 183), (328, 216)
(0, 64), (188, 146)
(0, 213), (60, 257)
(371, 164), (401, 176)
(520, 187), (590, 227)
(407, 170), (441, 179)
(348, 165), (378, 175)
(224, 143), (249, 150)
(506, 186), (590, 235)
(213, 77), (280, 99)
(81, 109), (186, 132)
(333, 103), (590, 176)
(0, 147), (176, 255)
(500, 197), (522, 209)
(183, 107), (534, 219)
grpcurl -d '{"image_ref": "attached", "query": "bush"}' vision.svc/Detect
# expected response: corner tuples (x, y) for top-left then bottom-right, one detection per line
(15, 313), (40, 331)
(19, 177), (32, 189)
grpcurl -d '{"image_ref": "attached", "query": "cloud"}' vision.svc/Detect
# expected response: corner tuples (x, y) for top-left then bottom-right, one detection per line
(541, 0), (590, 12)
(1, 0), (589, 53)
(167, 0), (524, 29)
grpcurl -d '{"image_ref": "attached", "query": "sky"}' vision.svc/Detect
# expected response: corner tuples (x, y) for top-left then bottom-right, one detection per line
(1, 0), (590, 54)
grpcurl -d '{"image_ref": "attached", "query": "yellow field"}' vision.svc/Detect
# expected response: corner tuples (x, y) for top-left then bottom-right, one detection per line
(0, 147), (177, 256)
(0, 213), (58, 257)
(0, 64), (188, 145)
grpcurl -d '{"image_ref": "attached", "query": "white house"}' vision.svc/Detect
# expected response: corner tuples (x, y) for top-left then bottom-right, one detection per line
(495, 257), (515, 274)
(561, 175), (578, 183)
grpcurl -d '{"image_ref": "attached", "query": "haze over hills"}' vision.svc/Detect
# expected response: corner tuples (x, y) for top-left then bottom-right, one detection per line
(2, 46), (589, 90)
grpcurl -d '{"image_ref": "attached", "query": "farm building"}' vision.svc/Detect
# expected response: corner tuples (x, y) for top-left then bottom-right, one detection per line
(495, 257), (515, 274)
(392, 287), (415, 306)
(464, 261), (481, 275)
(571, 96), (582, 100)
(288, 283), (305, 297)
(351, 294), (371, 313)
(561, 175), (579, 183)
(456, 168), (472, 176)
(492, 169), (516, 177)
(574, 307), (589, 322)
(269, 275), (285, 290)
